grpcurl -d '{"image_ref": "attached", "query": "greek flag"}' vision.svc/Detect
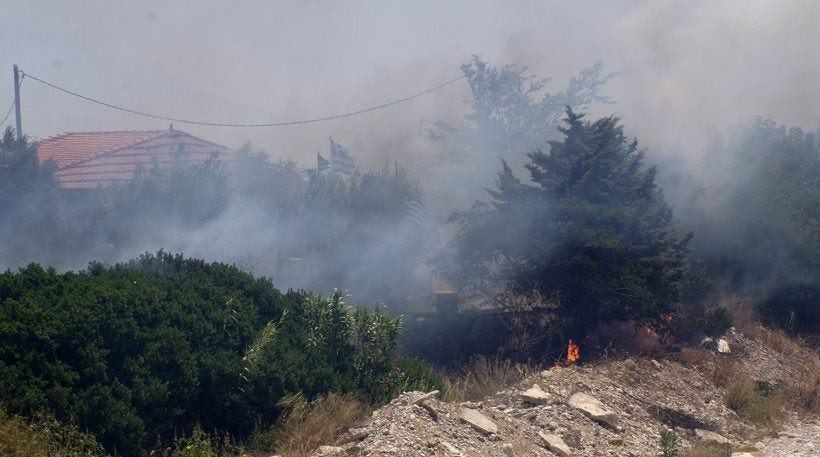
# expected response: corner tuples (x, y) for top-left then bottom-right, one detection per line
(317, 152), (331, 172)
(405, 198), (428, 226)
(330, 136), (355, 174)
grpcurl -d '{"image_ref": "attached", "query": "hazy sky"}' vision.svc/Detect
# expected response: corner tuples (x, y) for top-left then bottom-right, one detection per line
(2, 0), (818, 168)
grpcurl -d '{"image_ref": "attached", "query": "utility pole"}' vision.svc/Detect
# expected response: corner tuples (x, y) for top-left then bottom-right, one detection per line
(13, 65), (22, 143)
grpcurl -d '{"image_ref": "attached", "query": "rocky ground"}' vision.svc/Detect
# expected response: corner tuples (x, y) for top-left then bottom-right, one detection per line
(305, 327), (818, 457)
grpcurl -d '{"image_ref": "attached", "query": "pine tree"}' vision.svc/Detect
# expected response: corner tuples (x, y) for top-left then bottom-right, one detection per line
(435, 109), (691, 339)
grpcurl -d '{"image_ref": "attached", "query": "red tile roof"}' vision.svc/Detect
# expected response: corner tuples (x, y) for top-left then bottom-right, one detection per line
(36, 130), (232, 189)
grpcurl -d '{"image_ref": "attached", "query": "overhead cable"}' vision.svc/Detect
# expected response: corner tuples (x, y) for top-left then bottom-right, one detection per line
(20, 71), (466, 128)
(0, 100), (13, 128)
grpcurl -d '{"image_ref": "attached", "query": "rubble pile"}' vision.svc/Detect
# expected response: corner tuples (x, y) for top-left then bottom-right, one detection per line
(306, 328), (818, 456)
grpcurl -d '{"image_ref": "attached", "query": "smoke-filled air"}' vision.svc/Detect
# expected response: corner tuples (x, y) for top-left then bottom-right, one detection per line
(0, 1), (818, 456)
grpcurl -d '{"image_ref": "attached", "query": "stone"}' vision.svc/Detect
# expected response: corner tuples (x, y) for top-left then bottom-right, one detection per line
(717, 338), (731, 353)
(440, 441), (462, 455)
(338, 428), (369, 444)
(567, 392), (619, 428)
(412, 390), (440, 404)
(522, 384), (552, 405)
(419, 399), (440, 420)
(316, 445), (345, 455)
(608, 436), (624, 445)
(695, 429), (731, 445)
(460, 408), (498, 435)
(501, 443), (514, 456)
(538, 431), (573, 457)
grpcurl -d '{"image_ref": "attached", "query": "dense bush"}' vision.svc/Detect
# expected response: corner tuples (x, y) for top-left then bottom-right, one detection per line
(435, 109), (692, 342)
(0, 407), (106, 457)
(0, 251), (428, 456)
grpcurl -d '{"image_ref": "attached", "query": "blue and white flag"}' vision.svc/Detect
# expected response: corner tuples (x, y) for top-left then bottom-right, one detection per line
(405, 198), (428, 226)
(329, 136), (355, 175)
(317, 152), (331, 172)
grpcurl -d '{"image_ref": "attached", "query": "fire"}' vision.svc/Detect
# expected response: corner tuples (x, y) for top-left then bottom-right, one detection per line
(566, 339), (580, 364)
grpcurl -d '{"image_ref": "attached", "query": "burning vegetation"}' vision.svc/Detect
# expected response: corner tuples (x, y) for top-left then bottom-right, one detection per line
(1, 41), (819, 456)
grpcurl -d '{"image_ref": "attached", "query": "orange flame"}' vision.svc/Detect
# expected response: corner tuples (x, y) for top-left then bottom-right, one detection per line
(566, 339), (580, 364)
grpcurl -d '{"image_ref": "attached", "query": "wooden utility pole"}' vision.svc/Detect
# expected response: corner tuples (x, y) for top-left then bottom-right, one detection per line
(13, 65), (22, 143)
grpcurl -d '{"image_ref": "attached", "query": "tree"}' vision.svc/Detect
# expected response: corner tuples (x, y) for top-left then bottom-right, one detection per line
(434, 109), (691, 342)
(428, 57), (614, 210)
(0, 127), (61, 267)
(689, 118), (820, 292)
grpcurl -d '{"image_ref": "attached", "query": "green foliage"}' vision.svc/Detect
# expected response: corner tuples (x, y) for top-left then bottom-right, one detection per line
(0, 407), (106, 457)
(659, 429), (681, 457)
(702, 307), (733, 338)
(691, 118), (820, 293)
(0, 127), (61, 266)
(435, 109), (691, 339)
(0, 252), (421, 456)
(662, 303), (731, 344)
(389, 355), (445, 395)
(429, 57), (613, 210)
(155, 426), (244, 457)
(725, 379), (784, 427)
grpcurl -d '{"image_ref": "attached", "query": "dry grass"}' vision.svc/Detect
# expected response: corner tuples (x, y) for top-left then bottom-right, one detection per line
(719, 294), (758, 332)
(783, 361), (820, 417)
(0, 410), (47, 457)
(675, 348), (737, 388)
(510, 429), (533, 457)
(725, 379), (785, 429)
(676, 347), (711, 368)
(745, 324), (804, 356)
(683, 442), (733, 457)
(442, 355), (534, 402)
(0, 409), (106, 457)
(251, 393), (368, 457)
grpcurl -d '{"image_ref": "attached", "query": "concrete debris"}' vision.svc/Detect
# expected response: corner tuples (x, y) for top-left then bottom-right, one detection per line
(695, 428), (731, 445)
(538, 431), (573, 457)
(717, 338), (731, 353)
(567, 392), (618, 428)
(440, 441), (462, 455)
(460, 408), (498, 435)
(305, 327), (819, 456)
(412, 390), (440, 404)
(521, 384), (552, 405)
(419, 398), (440, 420)
(338, 428), (369, 444)
(701, 337), (715, 347)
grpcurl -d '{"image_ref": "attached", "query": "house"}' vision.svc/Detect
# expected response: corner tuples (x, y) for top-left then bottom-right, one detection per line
(36, 127), (232, 189)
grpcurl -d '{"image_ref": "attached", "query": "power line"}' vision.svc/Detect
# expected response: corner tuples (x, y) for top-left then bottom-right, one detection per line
(0, 99), (13, 128)
(20, 70), (466, 128)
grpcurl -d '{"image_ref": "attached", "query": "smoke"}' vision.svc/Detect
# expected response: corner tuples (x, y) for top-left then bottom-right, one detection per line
(1, 1), (819, 310)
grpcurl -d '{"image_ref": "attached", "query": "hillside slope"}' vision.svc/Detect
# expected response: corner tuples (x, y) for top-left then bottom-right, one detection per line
(309, 327), (818, 456)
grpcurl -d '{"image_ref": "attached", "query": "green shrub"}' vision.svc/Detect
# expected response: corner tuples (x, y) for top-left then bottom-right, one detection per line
(0, 252), (429, 456)
(725, 379), (783, 427)
(155, 426), (243, 457)
(703, 307), (733, 337)
(0, 407), (106, 457)
(659, 429), (680, 457)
